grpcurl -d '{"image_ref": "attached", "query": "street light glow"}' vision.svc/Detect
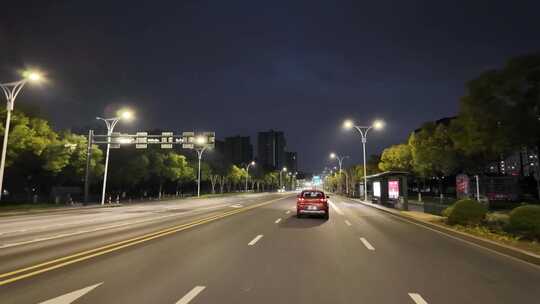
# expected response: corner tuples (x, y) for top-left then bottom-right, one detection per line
(329, 152), (336, 159)
(282, 167), (287, 172)
(23, 70), (43, 83)
(343, 119), (354, 129)
(196, 136), (207, 145)
(373, 119), (385, 130)
(250, 161), (256, 166)
(118, 109), (134, 121)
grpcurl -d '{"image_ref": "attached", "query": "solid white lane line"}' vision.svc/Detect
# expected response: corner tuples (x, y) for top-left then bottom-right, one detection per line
(176, 286), (206, 304)
(344, 220), (352, 226)
(408, 293), (428, 304)
(285, 210), (291, 214)
(275, 218), (282, 224)
(328, 201), (344, 215)
(39, 282), (103, 304)
(360, 237), (375, 251)
(248, 234), (264, 246)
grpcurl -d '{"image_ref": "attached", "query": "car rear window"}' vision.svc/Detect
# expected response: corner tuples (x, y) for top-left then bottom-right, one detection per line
(302, 191), (324, 198)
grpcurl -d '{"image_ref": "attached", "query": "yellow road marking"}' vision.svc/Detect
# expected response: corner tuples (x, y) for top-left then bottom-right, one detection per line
(0, 196), (289, 286)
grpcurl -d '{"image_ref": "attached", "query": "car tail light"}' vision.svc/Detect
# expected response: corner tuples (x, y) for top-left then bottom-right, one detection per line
(298, 197), (304, 202)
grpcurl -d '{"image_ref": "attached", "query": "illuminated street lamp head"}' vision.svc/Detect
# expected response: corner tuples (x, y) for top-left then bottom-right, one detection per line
(195, 136), (207, 145)
(282, 167), (287, 172)
(329, 153), (336, 159)
(373, 119), (385, 130)
(343, 119), (354, 130)
(23, 70), (43, 83)
(118, 109), (134, 121)
(250, 161), (256, 166)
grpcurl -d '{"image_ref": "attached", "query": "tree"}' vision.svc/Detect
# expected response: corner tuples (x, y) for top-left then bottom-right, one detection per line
(378, 144), (412, 172)
(409, 122), (459, 178)
(262, 172), (278, 191)
(227, 165), (246, 192)
(149, 151), (193, 198)
(454, 52), (540, 162)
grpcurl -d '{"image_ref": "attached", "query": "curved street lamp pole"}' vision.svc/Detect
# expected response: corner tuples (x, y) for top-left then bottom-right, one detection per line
(279, 167), (287, 190)
(344, 120), (384, 202)
(0, 72), (42, 200)
(96, 117), (121, 205)
(244, 161), (255, 192)
(330, 153), (349, 194)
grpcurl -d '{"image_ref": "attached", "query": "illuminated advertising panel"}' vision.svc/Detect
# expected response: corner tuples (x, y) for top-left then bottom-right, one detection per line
(388, 180), (399, 199)
(373, 181), (381, 197)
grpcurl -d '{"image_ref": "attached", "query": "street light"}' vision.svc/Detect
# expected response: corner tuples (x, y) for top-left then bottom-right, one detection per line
(329, 152), (349, 194)
(96, 108), (134, 205)
(279, 167), (287, 190)
(0, 70), (43, 200)
(195, 136), (209, 197)
(343, 119), (384, 201)
(245, 161), (255, 192)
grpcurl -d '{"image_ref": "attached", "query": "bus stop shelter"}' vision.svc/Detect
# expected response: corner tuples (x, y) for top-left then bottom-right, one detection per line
(364, 171), (410, 210)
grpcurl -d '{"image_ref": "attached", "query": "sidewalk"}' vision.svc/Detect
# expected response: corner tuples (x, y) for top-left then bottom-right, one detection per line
(0, 203), (122, 217)
(345, 196), (540, 267)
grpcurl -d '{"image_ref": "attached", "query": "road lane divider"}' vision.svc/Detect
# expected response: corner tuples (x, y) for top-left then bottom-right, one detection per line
(248, 235), (264, 246)
(344, 220), (352, 226)
(285, 210), (291, 214)
(360, 237), (375, 251)
(0, 195), (290, 287)
(408, 293), (428, 304)
(176, 286), (206, 304)
(274, 218), (281, 224)
(328, 201), (344, 215)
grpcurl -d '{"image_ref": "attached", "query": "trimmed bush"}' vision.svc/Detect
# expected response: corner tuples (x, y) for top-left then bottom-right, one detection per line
(447, 199), (487, 226)
(508, 205), (540, 239)
(441, 205), (454, 218)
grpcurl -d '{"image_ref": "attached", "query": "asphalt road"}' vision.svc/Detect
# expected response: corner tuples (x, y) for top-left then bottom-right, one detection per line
(0, 193), (539, 303)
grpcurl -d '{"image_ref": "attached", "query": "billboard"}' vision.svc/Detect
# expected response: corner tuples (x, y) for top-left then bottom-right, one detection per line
(456, 174), (470, 198)
(388, 180), (399, 199)
(373, 181), (381, 197)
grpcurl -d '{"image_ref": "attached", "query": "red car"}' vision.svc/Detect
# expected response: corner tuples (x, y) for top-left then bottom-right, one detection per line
(297, 190), (329, 219)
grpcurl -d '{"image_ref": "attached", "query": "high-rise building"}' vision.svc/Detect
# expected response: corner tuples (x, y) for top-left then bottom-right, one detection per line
(257, 130), (286, 170)
(285, 151), (298, 172)
(224, 136), (253, 166)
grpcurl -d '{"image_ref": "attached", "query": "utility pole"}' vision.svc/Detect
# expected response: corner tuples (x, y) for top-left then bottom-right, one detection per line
(84, 130), (93, 204)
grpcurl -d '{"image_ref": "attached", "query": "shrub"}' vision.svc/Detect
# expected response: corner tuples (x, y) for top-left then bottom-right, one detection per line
(441, 205), (454, 217)
(508, 205), (540, 239)
(447, 199), (488, 226)
(485, 212), (510, 230)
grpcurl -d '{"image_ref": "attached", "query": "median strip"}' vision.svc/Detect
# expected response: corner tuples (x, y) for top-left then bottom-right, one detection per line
(0, 196), (288, 286)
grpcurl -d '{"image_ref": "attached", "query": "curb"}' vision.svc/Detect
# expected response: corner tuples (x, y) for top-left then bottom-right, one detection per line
(345, 196), (540, 267)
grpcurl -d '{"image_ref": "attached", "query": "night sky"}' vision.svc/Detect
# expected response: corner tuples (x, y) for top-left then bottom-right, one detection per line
(1, 1), (540, 173)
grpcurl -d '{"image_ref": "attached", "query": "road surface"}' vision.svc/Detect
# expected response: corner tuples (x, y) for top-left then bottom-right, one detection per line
(0, 193), (539, 303)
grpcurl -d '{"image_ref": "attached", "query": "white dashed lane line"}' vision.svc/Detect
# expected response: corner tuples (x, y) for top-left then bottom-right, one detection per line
(408, 293), (428, 304)
(285, 210), (291, 214)
(344, 220), (352, 226)
(275, 218), (282, 224)
(248, 235), (264, 246)
(360, 237), (375, 251)
(176, 286), (206, 304)
(328, 201), (344, 215)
